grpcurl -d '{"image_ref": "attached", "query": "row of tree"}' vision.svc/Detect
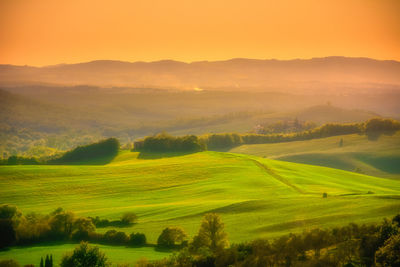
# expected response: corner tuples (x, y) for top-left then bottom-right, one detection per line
(2, 118), (399, 161)
(145, 214), (400, 267)
(0, 138), (120, 165)
(201, 118), (400, 149)
(131, 118), (400, 152)
(0, 205), (143, 249)
(2, 213), (400, 266)
(48, 138), (120, 164)
(254, 119), (317, 134)
(134, 133), (206, 152)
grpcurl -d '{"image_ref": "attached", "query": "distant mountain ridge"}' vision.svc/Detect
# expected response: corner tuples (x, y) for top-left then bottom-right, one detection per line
(1, 57), (400, 93)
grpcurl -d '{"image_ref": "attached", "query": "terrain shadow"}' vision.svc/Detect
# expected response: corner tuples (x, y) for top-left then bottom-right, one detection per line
(47, 154), (117, 165)
(137, 151), (196, 159)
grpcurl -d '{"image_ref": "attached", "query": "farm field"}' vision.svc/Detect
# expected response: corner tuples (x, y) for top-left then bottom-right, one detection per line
(1, 150), (400, 264)
(228, 132), (400, 178)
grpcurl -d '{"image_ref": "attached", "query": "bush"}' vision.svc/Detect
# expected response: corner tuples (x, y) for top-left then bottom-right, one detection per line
(0, 260), (20, 267)
(103, 230), (128, 245)
(129, 232), (146, 246)
(121, 212), (137, 224)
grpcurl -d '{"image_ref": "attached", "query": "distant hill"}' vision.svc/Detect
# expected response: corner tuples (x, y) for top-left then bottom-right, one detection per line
(292, 105), (379, 123)
(1, 57), (400, 93)
(228, 132), (400, 178)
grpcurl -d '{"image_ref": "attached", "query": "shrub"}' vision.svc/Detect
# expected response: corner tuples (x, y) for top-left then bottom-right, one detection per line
(121, 212), (137, 224)
(103, 230), (128, 245)
(129, 232), (146, 246)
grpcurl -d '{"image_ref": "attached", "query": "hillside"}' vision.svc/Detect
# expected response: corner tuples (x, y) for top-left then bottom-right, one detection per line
(1, 151), (400, 245)
(228, 132), (400, 178)
(2, 87), (383, 157)
(1, 57), (400, 94)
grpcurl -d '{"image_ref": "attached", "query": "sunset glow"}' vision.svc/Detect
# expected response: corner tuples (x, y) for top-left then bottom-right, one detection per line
(1, 0), (400, 66)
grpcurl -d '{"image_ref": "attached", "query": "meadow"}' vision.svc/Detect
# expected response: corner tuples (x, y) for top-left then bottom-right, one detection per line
(1, 149), (400, 264)
(228, 132), (400, 179)
(0, 244), (169, 266)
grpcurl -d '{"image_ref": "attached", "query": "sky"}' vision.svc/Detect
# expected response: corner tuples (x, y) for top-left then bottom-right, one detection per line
(1, 0), (400, 66)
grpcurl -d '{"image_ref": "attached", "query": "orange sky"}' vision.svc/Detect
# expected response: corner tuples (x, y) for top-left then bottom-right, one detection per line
(1, 0), (399, 66)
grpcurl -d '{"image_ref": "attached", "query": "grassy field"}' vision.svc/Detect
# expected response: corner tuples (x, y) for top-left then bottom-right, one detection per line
(228, 132), (400, 178)
(1, 150), (400, 264)
(0, 243), (170, 266)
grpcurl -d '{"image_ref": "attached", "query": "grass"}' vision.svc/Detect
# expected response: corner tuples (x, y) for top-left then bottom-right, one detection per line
(0, 243), (170, 266)
(1, 150), (400, 264)
(227, 132), (400, 178)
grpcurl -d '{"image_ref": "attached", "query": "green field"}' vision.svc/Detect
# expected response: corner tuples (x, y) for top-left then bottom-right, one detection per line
(0, 244), (170, 266)
(1, 150), (400, 264)
(228, 132), (400, 178)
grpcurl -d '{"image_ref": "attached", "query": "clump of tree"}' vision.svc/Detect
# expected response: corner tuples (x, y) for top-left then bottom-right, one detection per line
(0, 156), (40, 165)
(60, 242), (110, 267)
(0, 205), (145, 249)
(202, 133), (243, 150)
(40, 255), (53, 267)
(255, 118), (317, 134)
(134, 132), (206, 152)
(129, 232), (146, 247)
(364, 117), (400, 140)
(48, 138), (119, 164)
(88, 212), (137, 228)
(157, 227), (187, 248)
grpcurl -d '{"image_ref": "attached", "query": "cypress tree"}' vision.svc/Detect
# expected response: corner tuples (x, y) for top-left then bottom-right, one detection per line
(50, 254), (53, 267)
(40, 257), (44, 267)
(45, 255), (50, 267)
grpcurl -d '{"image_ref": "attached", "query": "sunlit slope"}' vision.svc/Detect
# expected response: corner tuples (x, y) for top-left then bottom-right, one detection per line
(1, 151), (400, 243)
(228, 133), (400, 178)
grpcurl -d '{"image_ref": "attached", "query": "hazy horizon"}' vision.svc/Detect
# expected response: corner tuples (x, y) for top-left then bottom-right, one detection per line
(2, 55), (400, 68)
(1, 0), (400, 66)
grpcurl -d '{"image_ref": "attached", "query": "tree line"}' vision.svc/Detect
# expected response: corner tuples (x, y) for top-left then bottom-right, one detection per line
(133, 133), (206, 152)
(2, 212), (400, 267)
(0, 205), (144, 249)
(0, 138), (120, 165)
(2, 118), (399, 163)
(133, 118), (400, 151)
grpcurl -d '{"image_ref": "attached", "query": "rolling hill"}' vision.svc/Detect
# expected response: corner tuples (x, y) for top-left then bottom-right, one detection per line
(1, 57), (400, 94)
(228, 132), (400, 179)
(1, 151), (399, 245)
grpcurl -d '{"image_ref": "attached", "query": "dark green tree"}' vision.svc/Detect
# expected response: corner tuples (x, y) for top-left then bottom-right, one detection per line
(60, 242), (110, 267)
(192, 213), (228, 252)
(0, 219), (16, 248)
(157, 227), (187, 248)
(44, 255), (50, 267)
(375, 234), (400, 267)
